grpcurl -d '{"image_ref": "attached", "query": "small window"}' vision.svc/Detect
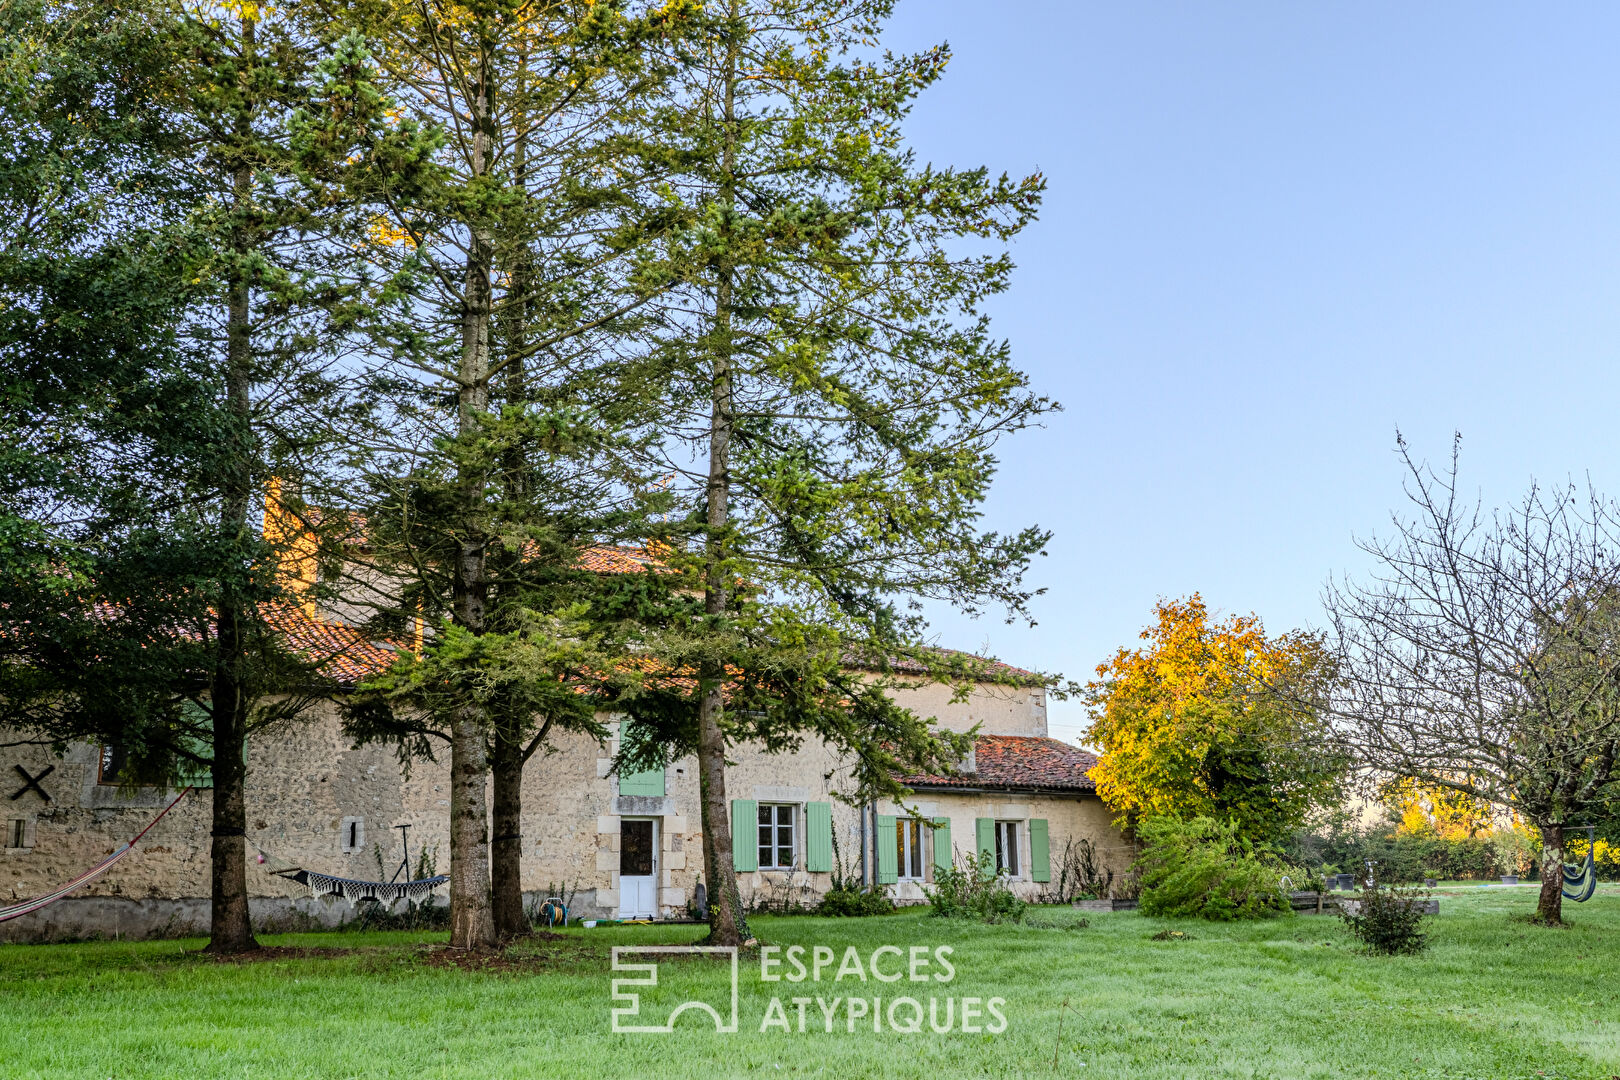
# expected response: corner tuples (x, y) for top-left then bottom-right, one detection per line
(340, 817), (365, 854)
(98, 744), (164, 787)
(896, 818), (924, 881)
(757, 804), (795, 870)
(98, 742), (211, 789)
(6, 818), (30, 850)
(994, 821), (1020, 878)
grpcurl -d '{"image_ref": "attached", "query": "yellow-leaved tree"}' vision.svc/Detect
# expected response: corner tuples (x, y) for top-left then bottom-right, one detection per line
(1384, 777), (1498, 840)
(1084, 595), (1344, 844)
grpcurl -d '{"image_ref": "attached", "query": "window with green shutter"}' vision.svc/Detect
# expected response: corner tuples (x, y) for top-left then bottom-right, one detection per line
(174, 728), (214, 789)
(731, 800), (758, 872)
(875, 814), (898, 885)
(1029, 818), (1051, 883)
(757, 803), (797, 869)
(805, 802), (833, 872)
(994, 821), (1021, 877)
(896, 818), (924, 880)
(932, 817), (953, 874)
(176, 701), (215, 789)
(975, 818), (995, 876)
(618, 766), (665, 797)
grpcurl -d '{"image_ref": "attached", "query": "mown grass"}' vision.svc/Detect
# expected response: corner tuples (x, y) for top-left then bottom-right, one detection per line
(2, 887), (1619, 1079)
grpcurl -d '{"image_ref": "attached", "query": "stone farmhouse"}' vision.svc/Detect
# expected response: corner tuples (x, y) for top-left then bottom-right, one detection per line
(1, 517), (1131, 942)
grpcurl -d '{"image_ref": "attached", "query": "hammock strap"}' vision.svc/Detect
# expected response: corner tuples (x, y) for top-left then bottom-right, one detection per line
(0, 786), (194, 924)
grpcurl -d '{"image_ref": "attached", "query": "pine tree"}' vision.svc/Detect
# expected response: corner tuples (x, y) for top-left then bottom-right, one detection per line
(319, 0), (691, 947)
(0, 0), (415, 953)
(630, 0), (1055, 945)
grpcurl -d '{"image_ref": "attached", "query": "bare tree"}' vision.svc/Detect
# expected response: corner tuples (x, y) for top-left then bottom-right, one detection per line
(1325, 436), (1620, 924)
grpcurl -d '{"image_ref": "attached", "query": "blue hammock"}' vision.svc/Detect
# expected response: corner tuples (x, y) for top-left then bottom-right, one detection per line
(1563, 827), (1598, 903)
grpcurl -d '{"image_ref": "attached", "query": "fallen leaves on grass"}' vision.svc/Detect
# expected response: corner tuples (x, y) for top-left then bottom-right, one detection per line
(416, 938), (594, 974)
(207, 946), (358, 964)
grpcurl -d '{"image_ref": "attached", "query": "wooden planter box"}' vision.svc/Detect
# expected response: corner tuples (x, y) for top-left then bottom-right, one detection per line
(1288, 891), (1441, 915)
(1338, 898), (1440, 917)
(1072, 898), (1140, 912)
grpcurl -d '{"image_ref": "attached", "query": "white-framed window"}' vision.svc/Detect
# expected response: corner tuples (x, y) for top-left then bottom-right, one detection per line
(757, 803), (795, 870)
(994, 820), (1021, 878)
(340, 817), (365, 854)
(896, 818), (924, 881)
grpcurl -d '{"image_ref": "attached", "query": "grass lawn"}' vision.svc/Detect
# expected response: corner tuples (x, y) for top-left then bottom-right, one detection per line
(3, 887), (1619, 1079)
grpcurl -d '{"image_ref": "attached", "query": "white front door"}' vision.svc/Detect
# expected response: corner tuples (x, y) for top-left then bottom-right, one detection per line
(619, 818), (658, 919)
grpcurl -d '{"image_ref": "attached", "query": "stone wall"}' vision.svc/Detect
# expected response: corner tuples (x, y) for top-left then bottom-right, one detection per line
(0, 679), (1126, 941)
(876, 790), (1133, 905)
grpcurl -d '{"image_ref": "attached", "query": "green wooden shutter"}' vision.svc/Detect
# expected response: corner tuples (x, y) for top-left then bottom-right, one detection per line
(805, 802), (833, 872)
(174, 750), (212, 788)
(931, 817), (952, 873)
(875, 815), (898, 885)
(1030, 818), (1051, 883)
(976, 818), (996, 877)
(175, 702), (215, 789)
(731, 800), (758, 872)
(618, 766), (665, 797)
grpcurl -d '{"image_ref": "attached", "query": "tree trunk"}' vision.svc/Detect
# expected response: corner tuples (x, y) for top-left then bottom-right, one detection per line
(490, 730), (527, 939)
(448, 246), (497, 949)
(208, 602), (257, 954)
(693, 0), (749, 950)
(207, 15), (259, 956)
(446, 37), (499, 951)
(1535, 821), (1564, 925)
(448, 700), (496, 948)
(698, 684), (747, 945)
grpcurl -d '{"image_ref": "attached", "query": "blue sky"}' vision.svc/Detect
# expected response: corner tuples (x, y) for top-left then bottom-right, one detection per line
(883, 3), (1620, 744)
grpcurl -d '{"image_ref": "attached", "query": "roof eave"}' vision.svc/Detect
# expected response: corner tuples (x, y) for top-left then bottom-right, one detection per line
(899, 781), (1098, 796)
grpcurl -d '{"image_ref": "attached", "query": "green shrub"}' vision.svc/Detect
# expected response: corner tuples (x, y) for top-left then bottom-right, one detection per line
(1288, 824), (1536, 882)
(1135, 816), (1291, 920)
(811, 828), (898, 917)
(925, 851), (1027, 923)
(1341, 883), (1429, 954)
(345, 899), (451, 932)
(814, 884), (895, 917)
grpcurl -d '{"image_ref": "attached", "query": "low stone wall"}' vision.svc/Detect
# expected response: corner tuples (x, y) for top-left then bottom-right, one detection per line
(0, 888), (622, 944)
(0, 894), (407, 944)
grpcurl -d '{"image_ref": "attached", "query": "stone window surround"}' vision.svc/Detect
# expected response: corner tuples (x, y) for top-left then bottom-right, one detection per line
(4, 814), (34, 853)
(340, 816), (365, 854)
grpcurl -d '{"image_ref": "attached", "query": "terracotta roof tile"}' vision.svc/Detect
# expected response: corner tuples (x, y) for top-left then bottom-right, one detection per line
(863, 650), (1041, 683)
(898, 735), (1098, 794)
(575, 545), (662, 574)
(263, 606), (407, 685)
